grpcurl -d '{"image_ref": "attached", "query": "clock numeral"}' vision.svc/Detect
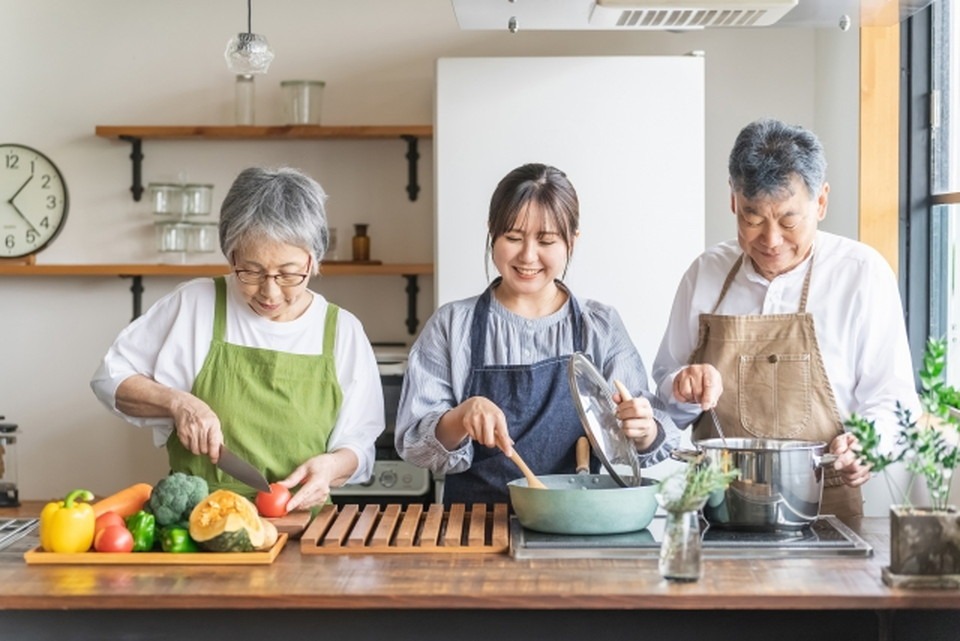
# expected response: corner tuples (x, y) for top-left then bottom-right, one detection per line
(41, 174), (52, 189)
(25, 229), (37, 244)
(39, 216), (50, 230)
(4, 235), (14, 249)
(45, 195), (58, 209)
(4, 153), (19, 170)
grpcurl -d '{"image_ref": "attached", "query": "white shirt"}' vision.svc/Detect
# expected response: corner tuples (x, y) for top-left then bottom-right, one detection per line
(652, 231), (921, 451)
(90, 276), (384, 484)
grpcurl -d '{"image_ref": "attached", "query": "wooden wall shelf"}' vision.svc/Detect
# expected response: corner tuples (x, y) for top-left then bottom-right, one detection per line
(95, 124), (433, 202)
(94, 125), (433, 140)
(1, 262), (433, 333)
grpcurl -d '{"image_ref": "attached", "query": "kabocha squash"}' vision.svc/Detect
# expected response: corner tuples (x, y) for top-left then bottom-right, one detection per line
(188, 490), (266, 552)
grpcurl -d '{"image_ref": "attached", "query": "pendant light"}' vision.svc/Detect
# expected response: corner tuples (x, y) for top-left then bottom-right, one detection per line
(224, 0), (274, 75)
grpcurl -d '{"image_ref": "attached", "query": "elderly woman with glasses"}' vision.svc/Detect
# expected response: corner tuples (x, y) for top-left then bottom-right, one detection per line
(91, 167), (384, 511)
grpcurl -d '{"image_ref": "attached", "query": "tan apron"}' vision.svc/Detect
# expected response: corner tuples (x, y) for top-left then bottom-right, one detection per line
(689, 254), (863, 522)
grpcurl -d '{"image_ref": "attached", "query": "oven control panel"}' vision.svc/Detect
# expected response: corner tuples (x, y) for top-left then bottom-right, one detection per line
(331, 460), (432, 496)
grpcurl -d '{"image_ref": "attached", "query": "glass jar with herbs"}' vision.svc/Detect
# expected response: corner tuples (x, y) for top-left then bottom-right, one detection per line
(656, 459), (739, 582)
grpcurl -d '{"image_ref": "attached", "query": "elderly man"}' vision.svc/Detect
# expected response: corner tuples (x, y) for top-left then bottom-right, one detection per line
(652, 118), (920, 522)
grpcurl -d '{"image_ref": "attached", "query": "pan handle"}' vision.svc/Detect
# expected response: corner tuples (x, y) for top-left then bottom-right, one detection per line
(576, 436), (591, 474)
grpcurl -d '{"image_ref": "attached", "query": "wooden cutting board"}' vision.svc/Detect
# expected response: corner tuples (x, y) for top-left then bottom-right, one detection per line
(267, 511), (312, 538)
(300, 503), (509, 555)
(23, 534), (287, 565)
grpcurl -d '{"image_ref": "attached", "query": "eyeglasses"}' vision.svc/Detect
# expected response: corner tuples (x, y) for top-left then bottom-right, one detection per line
(234, 257), (312, 287)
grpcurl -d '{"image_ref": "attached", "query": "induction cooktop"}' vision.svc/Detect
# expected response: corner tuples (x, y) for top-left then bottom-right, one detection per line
(509, 514), (873, 560)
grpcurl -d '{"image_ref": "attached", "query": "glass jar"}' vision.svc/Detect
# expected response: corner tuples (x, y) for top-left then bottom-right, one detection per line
(281, 80), (325, 124)
(352, 223), (370, 261)
(186, 222), (219, 253)
(147, 183), (184, 216)
(659, 509), (703, 582)
(183, 184), (214, 216)
(156, 221), (189, 253)
(0, 419), (20, 507)
(236, 74), (255, 125)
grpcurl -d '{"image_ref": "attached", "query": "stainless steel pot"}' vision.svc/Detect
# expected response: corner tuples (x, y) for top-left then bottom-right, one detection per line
(687, 438), (837, 531)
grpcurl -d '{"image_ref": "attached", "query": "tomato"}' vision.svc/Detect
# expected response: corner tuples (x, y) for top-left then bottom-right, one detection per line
(94, 524), (135, 553)
(256, 483), (291, 517)
(95, 511), (126, 536)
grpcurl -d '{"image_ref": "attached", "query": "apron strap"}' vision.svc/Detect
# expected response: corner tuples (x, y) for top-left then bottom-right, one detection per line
(469, 286), (494, 370)
(712, 252), (815, 313)
(213, 277), (227, 341)
(712, 255), (744, 313)
(322, 302), (340, 355)
(798, 254), (814, 313)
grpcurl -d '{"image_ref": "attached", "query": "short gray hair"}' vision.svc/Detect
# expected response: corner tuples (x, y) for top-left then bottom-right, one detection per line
(219, 167), (328, 271)
(728, 118), (827, 200)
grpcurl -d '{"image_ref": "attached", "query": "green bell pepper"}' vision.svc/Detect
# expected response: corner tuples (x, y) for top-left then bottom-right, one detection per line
(124, 510), (157, 552)
(159, 526), (199, 553)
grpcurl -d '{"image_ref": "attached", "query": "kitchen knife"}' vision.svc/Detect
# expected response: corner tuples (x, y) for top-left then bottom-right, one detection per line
(216, 445), (271, 493)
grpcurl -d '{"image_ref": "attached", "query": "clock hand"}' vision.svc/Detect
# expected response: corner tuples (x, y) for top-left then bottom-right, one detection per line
(8, 200), (40, 235)
(7, 173), (34, 205)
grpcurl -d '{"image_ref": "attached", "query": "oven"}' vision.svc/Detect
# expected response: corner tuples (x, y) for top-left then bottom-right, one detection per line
(330, 345), (436, 506)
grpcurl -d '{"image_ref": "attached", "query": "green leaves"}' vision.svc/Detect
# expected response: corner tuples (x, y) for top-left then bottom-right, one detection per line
(657, 459), (739, 513)
(844, 337), (960, 510)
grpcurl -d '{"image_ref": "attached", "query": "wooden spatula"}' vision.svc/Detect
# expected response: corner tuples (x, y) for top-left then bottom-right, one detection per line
(507, 450), (547, 489)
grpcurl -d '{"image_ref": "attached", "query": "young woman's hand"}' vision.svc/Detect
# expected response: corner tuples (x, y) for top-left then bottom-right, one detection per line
(438, 396), (515, 455)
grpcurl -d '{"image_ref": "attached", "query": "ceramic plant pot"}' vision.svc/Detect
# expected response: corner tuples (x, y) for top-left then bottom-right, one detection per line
(885, 505), (960, 588)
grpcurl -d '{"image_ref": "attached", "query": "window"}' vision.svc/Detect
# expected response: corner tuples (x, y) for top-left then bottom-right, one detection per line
(930, 1), (960, 382)
(902, 0), (960, 383)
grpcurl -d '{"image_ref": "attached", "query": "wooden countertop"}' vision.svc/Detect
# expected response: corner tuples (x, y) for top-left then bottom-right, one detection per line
(1, 503), (957, 612)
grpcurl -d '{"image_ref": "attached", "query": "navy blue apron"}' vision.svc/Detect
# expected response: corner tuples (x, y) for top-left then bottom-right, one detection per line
(442, 280), (598, 506)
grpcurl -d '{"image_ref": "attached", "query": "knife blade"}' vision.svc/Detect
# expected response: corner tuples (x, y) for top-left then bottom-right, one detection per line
(216, 445), (271, 493)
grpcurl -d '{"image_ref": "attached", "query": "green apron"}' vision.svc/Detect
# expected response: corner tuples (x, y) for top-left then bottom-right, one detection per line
(166, 277), (343, 499)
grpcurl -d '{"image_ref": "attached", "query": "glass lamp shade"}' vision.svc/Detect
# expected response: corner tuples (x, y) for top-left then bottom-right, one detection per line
(224, 32), (275, 75)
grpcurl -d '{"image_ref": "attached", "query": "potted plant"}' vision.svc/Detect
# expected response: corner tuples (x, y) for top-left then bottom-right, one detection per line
(844, 337), (960, 588)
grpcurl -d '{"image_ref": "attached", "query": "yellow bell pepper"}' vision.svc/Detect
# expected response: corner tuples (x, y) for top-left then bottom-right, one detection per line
(39, 489), (96, 553)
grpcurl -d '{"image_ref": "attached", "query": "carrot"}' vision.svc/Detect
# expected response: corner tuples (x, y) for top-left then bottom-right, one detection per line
(92, 482), (154, 518)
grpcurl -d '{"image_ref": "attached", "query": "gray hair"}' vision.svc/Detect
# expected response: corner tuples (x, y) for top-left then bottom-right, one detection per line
(728, 118), (827, 200)
(219, 167), (328, 271)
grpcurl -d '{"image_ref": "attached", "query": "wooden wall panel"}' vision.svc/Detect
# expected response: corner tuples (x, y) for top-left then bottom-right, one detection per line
(859, 23), (901, 274)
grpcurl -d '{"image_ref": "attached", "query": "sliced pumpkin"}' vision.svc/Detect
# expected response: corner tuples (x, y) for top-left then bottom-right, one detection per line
(258, 519), (279, 551)
(188, 489), (266, 552)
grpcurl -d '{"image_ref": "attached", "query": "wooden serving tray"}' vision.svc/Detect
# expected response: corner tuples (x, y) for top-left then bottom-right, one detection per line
(301, 503), (509, 555)
(23, 533), (287, 565)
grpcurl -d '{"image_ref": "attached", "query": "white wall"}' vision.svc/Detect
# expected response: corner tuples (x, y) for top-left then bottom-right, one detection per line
(0, 1), (874, 507)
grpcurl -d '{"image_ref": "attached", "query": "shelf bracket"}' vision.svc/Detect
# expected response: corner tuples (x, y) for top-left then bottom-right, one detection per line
(403, 274), (420, 335)
(401, 135), (420, 202)
(119, 136), (144, 202)
(121, 275), (145, 321)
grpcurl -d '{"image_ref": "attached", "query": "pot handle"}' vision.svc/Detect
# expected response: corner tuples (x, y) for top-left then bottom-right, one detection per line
(670, 449), (704, 465)
(816, 453), (839, 468)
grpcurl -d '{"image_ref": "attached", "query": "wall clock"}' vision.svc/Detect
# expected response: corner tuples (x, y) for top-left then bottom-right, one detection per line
(0, 143), (69, 259)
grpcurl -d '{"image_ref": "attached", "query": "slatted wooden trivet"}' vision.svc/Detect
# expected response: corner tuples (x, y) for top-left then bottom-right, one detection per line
(300, 503), (509, 554)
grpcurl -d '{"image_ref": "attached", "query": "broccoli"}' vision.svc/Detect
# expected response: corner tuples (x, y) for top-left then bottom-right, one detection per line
(147, 472), (209, 527)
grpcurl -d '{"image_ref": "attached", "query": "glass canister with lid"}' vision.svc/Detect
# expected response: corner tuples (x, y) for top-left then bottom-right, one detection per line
(0, 417), (20, 507)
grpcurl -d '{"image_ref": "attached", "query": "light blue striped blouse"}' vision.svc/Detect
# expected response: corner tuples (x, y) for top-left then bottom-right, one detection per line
(394, 290), (681, 475)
